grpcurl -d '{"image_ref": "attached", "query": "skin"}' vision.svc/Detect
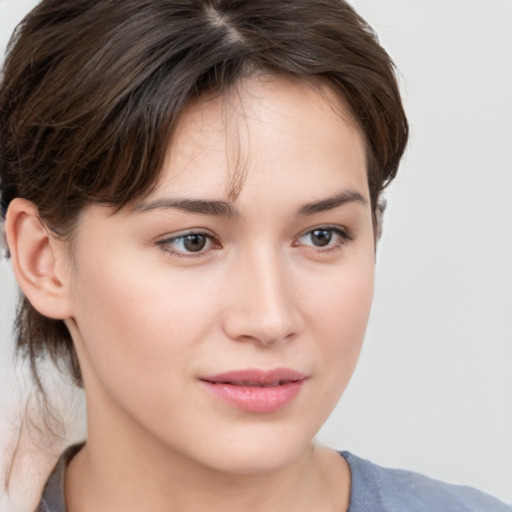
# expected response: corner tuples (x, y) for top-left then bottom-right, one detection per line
(7, 75), (375, 511)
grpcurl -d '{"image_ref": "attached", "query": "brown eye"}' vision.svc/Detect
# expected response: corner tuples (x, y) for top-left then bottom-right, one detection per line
(310, 229), (332, 247)
(158, 231), (217, 256)
(183, 234), (207, 252)
(296, 226), (351, 251)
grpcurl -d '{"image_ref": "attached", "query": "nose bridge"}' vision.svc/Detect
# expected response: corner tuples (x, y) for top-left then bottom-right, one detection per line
(225, 243), (299, 345)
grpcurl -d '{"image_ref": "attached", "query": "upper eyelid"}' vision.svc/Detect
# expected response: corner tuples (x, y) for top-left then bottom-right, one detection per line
(156, 225), (350, 242)
(156, 230), (220, 255)
(292, 226), (353, 251)
(157, 228), (217, 242)
(297, 225), (351, 239)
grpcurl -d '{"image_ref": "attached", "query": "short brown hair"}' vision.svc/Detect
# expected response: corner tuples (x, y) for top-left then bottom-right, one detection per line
(0, 0), (408, 386)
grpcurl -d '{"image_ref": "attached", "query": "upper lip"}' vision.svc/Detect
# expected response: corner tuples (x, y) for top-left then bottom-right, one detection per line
(201, 368), (308, 386)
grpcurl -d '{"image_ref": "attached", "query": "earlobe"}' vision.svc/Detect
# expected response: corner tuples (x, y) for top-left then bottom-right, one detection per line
(5, 198), (73, 320)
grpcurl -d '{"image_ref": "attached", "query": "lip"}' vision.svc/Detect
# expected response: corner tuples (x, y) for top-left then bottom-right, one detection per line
(200, 368), (308, 413)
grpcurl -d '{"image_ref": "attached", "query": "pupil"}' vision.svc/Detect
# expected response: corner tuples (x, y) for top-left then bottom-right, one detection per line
(312, 229), (331, 247)
(184, 234), (206, 252)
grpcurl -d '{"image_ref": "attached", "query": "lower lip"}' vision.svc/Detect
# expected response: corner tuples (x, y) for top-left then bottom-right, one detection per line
(200, 380), (305, 413)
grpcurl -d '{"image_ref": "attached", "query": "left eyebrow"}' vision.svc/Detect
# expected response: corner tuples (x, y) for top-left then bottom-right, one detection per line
(298, 190), (367, 216)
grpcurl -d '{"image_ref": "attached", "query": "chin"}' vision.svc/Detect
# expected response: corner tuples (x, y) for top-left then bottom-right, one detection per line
(209, 448), (308, 476)
(182, 424), (315, 476)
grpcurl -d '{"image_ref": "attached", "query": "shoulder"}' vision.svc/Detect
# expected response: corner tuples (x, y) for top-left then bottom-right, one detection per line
(35, 444), (84, 512)
(341, 451), (510, 512)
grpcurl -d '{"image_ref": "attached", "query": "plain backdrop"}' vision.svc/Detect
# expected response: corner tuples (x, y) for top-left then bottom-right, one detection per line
(1, 0), (511, 507)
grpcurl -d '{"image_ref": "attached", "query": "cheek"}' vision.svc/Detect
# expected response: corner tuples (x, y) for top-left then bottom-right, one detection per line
(306, 252), (375, 386)
(70, 250), (221, 395)
(305, 244), (374, 331)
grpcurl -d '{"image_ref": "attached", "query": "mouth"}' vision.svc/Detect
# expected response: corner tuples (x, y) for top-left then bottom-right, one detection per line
(199, 368), (307, 413)
(212, 380), (292, 387)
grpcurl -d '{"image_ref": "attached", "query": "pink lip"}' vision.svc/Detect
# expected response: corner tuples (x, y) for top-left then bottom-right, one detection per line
(200, 368), (307, 413)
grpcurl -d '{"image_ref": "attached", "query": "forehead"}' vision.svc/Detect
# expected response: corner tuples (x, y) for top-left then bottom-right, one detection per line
(71, 75), (373, 262)
(150, 75), (368, 204)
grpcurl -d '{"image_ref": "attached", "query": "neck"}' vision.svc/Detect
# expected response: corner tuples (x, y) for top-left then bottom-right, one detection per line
(65, 420), (350, 512)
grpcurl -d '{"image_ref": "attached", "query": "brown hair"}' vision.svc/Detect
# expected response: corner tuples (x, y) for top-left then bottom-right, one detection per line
(0, 0), (408, 387)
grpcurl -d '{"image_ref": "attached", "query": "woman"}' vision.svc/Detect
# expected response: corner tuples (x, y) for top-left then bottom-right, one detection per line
(0, 1), (508, 511)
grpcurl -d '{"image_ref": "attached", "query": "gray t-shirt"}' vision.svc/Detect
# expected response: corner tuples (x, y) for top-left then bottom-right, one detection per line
(36, 445), (509, 512)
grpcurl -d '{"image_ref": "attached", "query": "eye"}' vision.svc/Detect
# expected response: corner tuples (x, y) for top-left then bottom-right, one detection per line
(157, 231), (219, 256)
(295, 226), (351, 250)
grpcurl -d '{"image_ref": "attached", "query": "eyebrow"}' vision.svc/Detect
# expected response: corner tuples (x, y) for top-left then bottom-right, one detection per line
(298, 190), (367, 216)
(134, 189), (366, 218)
(133, 198), (239, 218)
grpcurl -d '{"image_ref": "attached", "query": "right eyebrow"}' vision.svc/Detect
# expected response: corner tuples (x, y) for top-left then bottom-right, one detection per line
(133, 198), (239, 219)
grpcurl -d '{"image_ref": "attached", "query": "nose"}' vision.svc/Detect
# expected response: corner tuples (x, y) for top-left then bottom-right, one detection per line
(222, 248), (302, 346)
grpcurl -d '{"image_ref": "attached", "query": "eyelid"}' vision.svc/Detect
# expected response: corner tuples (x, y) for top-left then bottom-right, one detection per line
(293, 225), (353, 250)
(156, 229), (221, 257)
(155, 224), (352, 258)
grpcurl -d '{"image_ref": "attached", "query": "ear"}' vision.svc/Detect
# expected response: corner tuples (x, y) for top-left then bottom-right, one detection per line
(375, 195), (387, 241)
(5, 198), (73, 320)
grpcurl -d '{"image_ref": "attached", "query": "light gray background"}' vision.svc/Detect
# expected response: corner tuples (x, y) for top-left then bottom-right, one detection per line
(1, 0), (511, 505)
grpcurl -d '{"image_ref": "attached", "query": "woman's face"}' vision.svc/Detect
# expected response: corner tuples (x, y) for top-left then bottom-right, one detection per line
(66, 75), (375, 474)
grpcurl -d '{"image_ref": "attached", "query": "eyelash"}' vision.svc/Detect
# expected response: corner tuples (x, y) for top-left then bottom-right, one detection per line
(156, 230), (220, 257)
(293, 226), (353, 252)
(157, 226), (352, 258)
